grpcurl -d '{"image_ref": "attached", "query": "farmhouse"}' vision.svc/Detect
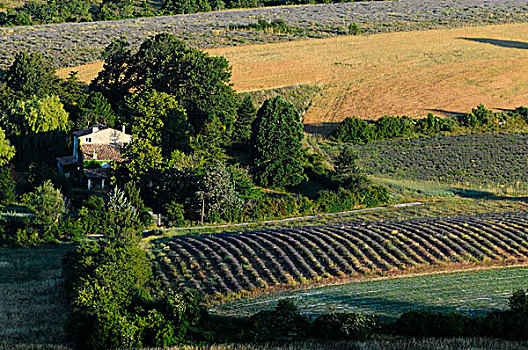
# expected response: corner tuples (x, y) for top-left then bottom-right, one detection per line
(56, 125), (131, 189)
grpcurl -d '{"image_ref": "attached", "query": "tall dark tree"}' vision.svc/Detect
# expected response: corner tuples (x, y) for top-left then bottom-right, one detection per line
(233, 94), (257, 145)
(251, 96), (306, 188)
(91, 34), (238, 137)
(4, 52), (59, 98)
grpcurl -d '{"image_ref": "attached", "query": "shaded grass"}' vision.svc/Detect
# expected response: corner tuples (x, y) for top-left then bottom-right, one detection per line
(212, 265), (528, 319)
(148, 338), (528, 350)
(0, 244), (73, 347)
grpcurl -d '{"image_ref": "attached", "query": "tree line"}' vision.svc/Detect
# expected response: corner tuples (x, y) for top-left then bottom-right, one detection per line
(0, 0), (375, 26)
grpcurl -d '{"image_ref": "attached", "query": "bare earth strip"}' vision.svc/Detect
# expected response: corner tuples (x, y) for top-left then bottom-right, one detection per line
(60, 22), (528, 130)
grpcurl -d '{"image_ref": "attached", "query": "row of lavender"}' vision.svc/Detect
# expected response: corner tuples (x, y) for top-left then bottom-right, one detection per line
(149, 212), (528, 297)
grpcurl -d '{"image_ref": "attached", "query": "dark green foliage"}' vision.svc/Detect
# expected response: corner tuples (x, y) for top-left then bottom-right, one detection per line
(348, 22), (362, 35)
(75, 91), (117, 129)
(233, 95), (257, 146)
(315, 185), (389, 213)
(514, 106), (528, 122)
(0, 0), (92, 25)
(415, 113), (454, 134)
(334, 146), (360, 178)
(164, 201), (186, 227)
(313, 312), (378, 340)
(92, 34), (238, 139)
(251, 96), (306, 188)
(374, 115), (414, 139)
(22, 180), (66, 228)
(331, 116), (373, 144)
(0, 167), (15, 205)
(248, 300), (310, 342)
(229, 18), (290, 33)
(458, 104), (494, 127)
(4, 52), (59, 98)
(121, 90), (193, 155)
(395, 310), (477, 337)
(163, 0), (213, 14)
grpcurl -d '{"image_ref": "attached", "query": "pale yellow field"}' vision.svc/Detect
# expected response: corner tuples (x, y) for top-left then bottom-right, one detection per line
(58, 22), (528, 127)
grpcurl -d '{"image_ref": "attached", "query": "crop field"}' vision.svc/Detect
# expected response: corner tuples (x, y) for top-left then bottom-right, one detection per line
(149, 211), (528, 299)
(3, 0), (528, 70)
(57, 21), (528, 130)
(338, 133), (528, 188)
(212, 265), (528, 318)
(0, 244), (72, 348)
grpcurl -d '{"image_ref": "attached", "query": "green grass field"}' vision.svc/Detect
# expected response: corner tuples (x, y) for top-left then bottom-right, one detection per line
(0, 244), (73, 348)
(212, 265), (528, 319)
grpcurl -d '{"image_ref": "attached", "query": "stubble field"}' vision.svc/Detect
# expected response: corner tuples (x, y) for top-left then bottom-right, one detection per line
(58, 22), (528, 132)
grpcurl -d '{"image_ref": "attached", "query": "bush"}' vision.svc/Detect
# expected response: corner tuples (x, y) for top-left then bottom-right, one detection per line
(165, 201), (185, 227)
(348, 22), (362, 35)
(332, 116), (373, 144)
(313, 312), (379, 340)
(374, 115), (415, 139)
(415, 113), (454, 134)
(395, 310), (476, 337)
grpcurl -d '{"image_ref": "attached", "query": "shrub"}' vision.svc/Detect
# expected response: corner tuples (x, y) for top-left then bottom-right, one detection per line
(332, 116), (373, 144)
(313, 312), (379, 340)
(165, 201), (185, 227)
(348, 22), (362, 35)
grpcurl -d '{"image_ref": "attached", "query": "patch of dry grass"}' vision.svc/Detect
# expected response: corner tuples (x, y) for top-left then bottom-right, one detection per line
(59, 23), (528, 133)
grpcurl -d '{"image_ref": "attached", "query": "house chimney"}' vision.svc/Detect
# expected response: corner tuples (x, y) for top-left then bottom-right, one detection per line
(122, 125), (125, 134)
(92, 126), (99, 133)
(93, 149), (97, 160)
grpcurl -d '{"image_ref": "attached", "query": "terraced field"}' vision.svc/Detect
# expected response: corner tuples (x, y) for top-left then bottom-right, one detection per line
(149, 211), (528, 298)
(2, 0), (528, 69)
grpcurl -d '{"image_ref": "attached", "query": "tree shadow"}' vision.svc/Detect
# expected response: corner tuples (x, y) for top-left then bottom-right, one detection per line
(450, 188), (528, 202)
(427, 109), (465, 117)
(304, 122), (341, 135)
(457, 37), (528, 50)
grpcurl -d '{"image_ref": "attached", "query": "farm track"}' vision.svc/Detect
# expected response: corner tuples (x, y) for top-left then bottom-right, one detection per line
(2, 0), (528, 69)
(149, 211), (528, 300)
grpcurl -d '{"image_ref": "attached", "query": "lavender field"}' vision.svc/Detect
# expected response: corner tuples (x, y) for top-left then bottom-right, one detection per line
(1, 0), (528, 68)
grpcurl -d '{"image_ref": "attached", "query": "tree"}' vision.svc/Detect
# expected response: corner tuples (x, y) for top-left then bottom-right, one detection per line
(251, 96), (306, 188)
(332, 116), (373, 144)
(122, 90), (192, 155)
(0, 127), (15, 166)
(76, 91), (116, 129)
(8, 94), (69, 135)
(0, 167), (16, 205)
(114, 136), (163, 187)
(91, 34), (238, 137)
(23, 180), (66, 228)
(233, 94), (257, 145)
(4, 52), (59, 98)
(334, 146), (361, 178)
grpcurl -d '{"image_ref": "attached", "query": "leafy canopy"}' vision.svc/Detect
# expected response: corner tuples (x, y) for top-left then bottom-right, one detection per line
(251, 96), (306, 188)
(91, 33), (238, 136)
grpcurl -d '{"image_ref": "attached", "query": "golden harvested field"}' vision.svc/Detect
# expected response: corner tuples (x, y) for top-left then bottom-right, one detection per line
(58, 22), (528, 128)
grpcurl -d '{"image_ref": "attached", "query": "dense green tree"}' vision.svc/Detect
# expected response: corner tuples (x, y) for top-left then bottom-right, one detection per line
(0, 127), (15, 166)
(76, 91), (116, 129)
(0, 167), (16, 205)
(332, 116), (373, 144)
(4, 52), (59, 98)
(22, 180), (66, 228)
(233, 94), (257, 145)
(122, 90), (193, 154)
(115, 136), (163, 187)
(91, 34), (238, 137)
(251, 96), (306, 188)
(201, 161), (244, 222)
(334, 146), (360, 178)
(8, 94), (69, 136)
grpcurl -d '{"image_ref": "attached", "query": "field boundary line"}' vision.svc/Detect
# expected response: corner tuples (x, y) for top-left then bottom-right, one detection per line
(162, 202), (423, 232)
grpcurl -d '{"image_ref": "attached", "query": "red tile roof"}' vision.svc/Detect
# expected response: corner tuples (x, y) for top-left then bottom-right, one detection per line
(81, 144), (123, 161)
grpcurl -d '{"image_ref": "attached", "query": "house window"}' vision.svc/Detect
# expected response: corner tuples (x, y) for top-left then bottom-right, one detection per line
(85, 137), (92, 143)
